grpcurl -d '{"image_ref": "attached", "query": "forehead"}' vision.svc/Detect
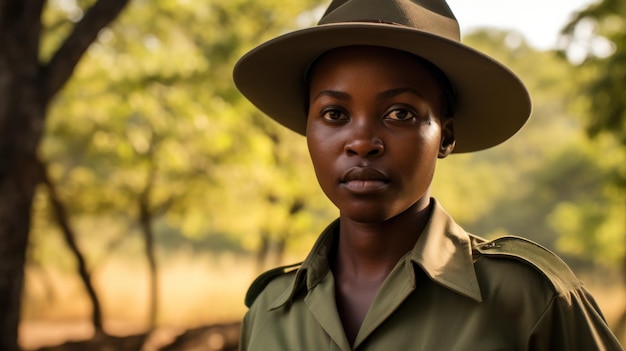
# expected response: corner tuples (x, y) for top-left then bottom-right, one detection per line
(314, 45), (420, 67)
(308, 46), (442, 92)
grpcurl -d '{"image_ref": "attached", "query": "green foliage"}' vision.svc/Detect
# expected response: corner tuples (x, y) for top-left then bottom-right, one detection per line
(560, 0), (626, 145)
(541, 135), (626, 266)
(548, 0), (626, 266)
(35, 0), (332, 267)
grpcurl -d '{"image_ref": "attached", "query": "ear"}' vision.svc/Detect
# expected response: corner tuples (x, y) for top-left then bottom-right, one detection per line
(438, 118), (455, 158)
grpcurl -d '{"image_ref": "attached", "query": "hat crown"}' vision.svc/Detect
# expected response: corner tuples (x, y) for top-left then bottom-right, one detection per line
(319, 0), (460, 41)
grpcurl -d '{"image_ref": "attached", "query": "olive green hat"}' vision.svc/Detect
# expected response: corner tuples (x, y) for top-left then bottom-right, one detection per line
(233, 0), (532, 153)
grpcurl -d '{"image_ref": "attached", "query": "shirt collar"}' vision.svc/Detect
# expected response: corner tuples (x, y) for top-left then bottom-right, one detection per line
(270, 219), (337, 309)
(270, 198), (483, 309)
(407, 199), (483, 302)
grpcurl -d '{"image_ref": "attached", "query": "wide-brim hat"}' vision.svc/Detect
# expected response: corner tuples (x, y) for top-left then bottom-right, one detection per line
(233, 0), (532, 153)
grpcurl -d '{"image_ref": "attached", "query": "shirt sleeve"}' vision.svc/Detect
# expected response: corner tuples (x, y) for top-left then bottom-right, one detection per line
(527, 285), (623, 351)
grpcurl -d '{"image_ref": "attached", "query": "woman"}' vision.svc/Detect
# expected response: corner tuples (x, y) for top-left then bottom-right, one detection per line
(233, 0), (623, 350)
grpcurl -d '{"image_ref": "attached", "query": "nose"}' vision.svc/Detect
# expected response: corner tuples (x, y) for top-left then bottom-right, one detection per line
(344, 121), (385, 158)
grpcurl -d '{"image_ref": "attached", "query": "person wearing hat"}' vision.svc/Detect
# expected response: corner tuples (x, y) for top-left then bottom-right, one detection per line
(233, 0), (623, 350)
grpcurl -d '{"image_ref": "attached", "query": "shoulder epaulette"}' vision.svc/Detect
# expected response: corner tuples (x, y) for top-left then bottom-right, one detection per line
(474, 236), (580, 293)
(245, 262), (302, 308)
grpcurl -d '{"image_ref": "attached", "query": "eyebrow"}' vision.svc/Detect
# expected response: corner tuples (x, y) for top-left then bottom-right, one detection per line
(377, 87), (422, 100)
(312, 87), (422, 103)
(312, 90), (351, 103)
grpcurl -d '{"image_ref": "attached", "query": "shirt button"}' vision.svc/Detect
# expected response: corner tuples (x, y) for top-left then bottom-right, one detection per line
(481, 242), (500, 249)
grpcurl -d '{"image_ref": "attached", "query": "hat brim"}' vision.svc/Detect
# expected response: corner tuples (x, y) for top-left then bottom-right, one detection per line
(233, 22), (532, 153)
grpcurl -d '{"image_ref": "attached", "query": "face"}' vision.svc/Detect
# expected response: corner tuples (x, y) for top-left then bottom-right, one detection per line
(306, 46), (455, 223)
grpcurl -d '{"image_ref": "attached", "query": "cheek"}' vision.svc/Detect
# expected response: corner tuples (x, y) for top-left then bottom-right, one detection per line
(404, 125), (442, 156)
(308, 143), (333, 171)
(398, 128), (442, 179)
(419, 121), (444, 155)
(306, 122), (345, 194)
(307, 135), (338, 203)
(306, 117), (338, 161)
(306, 131), (330, 178)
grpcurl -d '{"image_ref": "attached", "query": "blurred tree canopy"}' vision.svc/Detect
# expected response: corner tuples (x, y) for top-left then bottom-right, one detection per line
(559, 0), (626, 145)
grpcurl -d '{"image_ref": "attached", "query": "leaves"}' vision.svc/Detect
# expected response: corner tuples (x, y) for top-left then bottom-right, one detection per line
(559, 0), (626, 144)
(36, 0), (331, 265)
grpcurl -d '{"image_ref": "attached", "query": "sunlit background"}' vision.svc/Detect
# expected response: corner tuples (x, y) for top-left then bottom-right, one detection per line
(451, 0), (593, 48)
(13, 0), (625, 349)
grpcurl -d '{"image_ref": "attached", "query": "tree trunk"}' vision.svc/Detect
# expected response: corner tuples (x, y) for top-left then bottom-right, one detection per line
(39, 159), (106, 335)
(139, 168), (159, 329)
(0, 2), (46, 350)
(0, 1), (130, 349)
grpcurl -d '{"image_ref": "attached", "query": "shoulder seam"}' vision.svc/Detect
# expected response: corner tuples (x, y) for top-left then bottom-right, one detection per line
(245, 262), (302, 308)
(474, 236), (581, 294)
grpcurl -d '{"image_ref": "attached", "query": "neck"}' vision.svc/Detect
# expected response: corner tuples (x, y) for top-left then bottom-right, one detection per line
(334, 197), (433, 281)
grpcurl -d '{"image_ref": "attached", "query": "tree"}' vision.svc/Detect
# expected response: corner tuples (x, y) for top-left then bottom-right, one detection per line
(559, 0), (626, 146)
(0, 1), (130, 349)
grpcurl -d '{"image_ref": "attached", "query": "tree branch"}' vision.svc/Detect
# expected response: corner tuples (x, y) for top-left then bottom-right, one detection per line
(36, 157), (106, 335)
(41, 0), (131, 103)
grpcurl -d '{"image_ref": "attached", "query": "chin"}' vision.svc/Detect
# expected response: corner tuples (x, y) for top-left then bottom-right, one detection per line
(340, 205), (398, 224)
(339, 198), (426, 224)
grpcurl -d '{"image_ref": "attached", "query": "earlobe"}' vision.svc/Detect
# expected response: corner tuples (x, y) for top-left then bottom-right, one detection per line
(438, 118), (455, 158)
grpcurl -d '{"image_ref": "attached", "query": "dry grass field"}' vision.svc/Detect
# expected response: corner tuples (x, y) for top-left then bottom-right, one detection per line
(18, 254), (626, 350)
(19, 253), (254, 350)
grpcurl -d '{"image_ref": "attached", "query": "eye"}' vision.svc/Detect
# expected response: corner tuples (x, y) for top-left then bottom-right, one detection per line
(321, 108), (348, 121)
(385, 107), (416, 121)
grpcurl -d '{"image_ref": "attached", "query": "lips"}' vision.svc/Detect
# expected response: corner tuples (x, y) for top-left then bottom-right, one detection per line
(342, 167), (388, 182)
(340, 167), (389, 194)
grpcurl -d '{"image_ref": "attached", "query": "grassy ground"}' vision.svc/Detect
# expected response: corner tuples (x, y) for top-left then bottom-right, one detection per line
(19, 254), (626, 350)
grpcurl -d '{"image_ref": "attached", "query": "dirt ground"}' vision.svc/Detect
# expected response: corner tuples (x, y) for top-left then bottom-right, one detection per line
(20, 320), (241, 351)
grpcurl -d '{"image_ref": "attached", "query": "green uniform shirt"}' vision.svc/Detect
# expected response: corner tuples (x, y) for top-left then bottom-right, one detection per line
(240, 199), (623, 350)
